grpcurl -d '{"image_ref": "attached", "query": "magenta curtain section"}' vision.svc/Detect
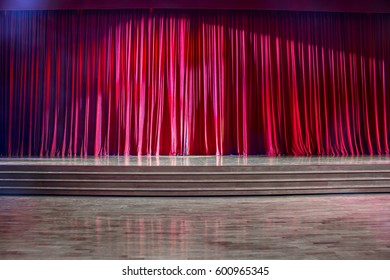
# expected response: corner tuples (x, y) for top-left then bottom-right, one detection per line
(1, 10), (389, 156)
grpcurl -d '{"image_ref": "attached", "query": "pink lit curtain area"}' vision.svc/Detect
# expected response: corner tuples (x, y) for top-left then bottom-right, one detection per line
(0, 10), (389, 156)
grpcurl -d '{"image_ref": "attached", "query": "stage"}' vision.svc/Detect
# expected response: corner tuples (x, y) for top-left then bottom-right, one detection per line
(1, 157), (390, 259)
(1, 156), (390, 196)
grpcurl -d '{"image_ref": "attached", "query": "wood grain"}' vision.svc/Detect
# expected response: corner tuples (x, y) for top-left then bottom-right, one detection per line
(0, 194), (389, 259)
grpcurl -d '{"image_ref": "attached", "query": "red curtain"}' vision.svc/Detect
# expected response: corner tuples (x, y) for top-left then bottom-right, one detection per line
(1, 10), (389, 156)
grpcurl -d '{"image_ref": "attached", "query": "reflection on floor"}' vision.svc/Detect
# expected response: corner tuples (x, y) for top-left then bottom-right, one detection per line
(0, 194), (389, 259)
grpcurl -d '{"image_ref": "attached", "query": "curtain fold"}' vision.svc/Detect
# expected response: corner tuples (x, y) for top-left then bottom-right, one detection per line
(1, 10), (389, 156)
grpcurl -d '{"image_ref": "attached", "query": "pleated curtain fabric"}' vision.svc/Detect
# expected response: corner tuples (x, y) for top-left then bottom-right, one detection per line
(0, 10), (389, 156)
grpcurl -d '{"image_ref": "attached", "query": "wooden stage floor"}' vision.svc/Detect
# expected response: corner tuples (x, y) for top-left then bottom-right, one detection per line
(1, 157), (389, 259)
(0, 194), (389, 259)
(1, 156), (390, 196)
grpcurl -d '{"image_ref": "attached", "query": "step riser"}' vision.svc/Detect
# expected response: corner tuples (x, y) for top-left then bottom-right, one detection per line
(1, 173), (390, 180)
(0, 188), (387, 196)
(1, 164), (390, 172)
(1, 180), (390, 188)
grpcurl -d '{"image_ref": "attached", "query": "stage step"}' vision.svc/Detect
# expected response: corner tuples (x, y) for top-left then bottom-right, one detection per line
(0, 162), (390, 196)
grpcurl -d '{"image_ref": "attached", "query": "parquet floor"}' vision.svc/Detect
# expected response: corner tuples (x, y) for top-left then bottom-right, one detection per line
(0, 194), (389, 259)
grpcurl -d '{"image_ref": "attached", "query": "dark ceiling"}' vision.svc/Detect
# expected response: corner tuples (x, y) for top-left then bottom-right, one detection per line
(0, 0), (390, 13)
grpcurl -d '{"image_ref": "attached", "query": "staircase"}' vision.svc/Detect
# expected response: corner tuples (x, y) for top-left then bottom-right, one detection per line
(1, 162), (390, 196)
